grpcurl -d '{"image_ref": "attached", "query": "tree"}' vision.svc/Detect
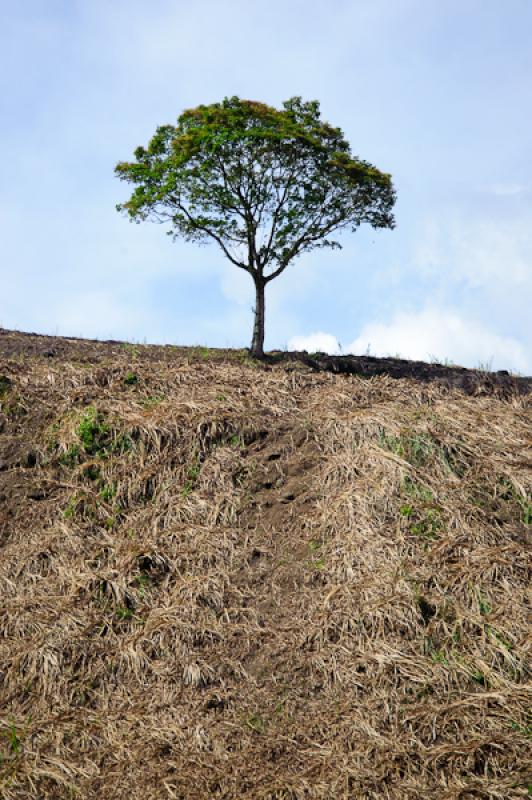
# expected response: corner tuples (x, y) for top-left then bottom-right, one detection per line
(115, 97), (396, 357)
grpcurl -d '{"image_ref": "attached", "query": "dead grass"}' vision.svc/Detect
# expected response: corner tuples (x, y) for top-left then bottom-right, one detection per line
(0, 336), (530, 799)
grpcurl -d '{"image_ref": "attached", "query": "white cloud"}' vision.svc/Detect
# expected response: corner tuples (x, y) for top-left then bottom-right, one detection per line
(287, 332), (341, 354)
(345, 308), (530, 373)
(489, 183), (528, 196)
(415, 217), (531, 290)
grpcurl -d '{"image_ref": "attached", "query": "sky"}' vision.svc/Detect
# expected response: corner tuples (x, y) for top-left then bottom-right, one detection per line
(1, 0), (531, 372)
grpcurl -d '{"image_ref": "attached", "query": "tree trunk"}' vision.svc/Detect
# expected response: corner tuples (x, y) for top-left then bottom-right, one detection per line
(250, 278), (265, 357)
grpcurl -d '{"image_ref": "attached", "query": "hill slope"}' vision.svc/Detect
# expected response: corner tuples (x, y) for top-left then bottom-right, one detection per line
(0, 330), (530, 799)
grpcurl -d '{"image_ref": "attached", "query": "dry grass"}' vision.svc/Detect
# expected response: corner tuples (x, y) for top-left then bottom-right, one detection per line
(0, 337), (530, 799)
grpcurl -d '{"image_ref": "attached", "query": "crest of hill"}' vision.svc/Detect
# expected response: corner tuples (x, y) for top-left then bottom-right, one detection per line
(0, 329), (530, 799)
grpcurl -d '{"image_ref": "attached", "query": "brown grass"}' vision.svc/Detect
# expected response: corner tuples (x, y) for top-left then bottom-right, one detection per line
(0, 333), (530, 799)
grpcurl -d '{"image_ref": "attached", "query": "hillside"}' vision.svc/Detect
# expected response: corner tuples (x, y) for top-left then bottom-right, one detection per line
(0, 328), (530, 799)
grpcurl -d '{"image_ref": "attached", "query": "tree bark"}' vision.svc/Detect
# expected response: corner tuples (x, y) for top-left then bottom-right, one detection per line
(250, 278), (266, 357)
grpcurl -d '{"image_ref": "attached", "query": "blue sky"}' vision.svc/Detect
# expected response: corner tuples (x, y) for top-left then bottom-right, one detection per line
(1, 0), (531, 372)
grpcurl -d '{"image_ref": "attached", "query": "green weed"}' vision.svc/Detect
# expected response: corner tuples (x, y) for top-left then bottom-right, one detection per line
(141, 394), (165, 409)
(379, 429), (437, 467)
(245, 713), (266, 734)
(430, 649), (448, 665)
(115, 606), (133, 621)
(182, 460), (201, 496)
(63, 495), (79, 519)
(508, 720), (532, 740)
(59, 444), (81, 467)
(478, 592), (492, 616)
(124, 371), (138, 386)
(410, 509), (442, 540)
(77, 407), (110, 455)
(5, 721), (21, 754)
(99, 483), (116, 502)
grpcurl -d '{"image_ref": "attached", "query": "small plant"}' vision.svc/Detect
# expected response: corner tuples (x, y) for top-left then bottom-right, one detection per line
(4, 721), (21, 754)
(471, 670), (488, 686)
(508, 720), (532, 740)
(82, 463), (101, 481)
(182, 460), (201, 496)
(115, 606), (133, 621)
(478, 592), (492, 617)
(245, 713), (266, 734)
(63, 494), (80, 519)
(430, 649), (448, 665)
(99, 483), (116, 502)
(124, 371), (138, 386)
(379, 429), (437, 467)
(134, 573), (152, 599)
(141, 394), (166, 409)
(77, 407), (110, 455)
(402, 476), (434, 503)
(59, 444), (81, 467)
(399, 504), (414, 518)
(486, 625), (513, 651)
(410, 509), (442, 540)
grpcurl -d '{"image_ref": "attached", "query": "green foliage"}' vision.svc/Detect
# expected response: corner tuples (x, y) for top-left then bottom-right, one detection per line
(245, 713), (266, 734)
(508, 720), (532, 740)
(77, 407), (110, 455)
(399, 477), (443, 542)
(115, 606), (134, 621)
(63, 494), (79, 519)
(4, 721), (21, 754)
(59, 444), (81, 467)
(182, 460), (201, 496)
(58, 408), (133, 468)
(99, 483), (116, 502)
(141, 394), (166, 409)
(124, 371), (138, 385)
(478, 592), (492, 616)
(380, 430), (437, 467)
(116, 97), (395, 270)
(115, 97), (396, 353)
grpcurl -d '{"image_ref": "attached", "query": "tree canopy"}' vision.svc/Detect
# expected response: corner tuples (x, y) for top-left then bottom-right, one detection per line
(115, 96), (396, 355)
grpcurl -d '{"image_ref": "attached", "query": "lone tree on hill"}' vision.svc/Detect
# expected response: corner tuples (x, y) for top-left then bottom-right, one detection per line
(115, 97), (396, 357)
